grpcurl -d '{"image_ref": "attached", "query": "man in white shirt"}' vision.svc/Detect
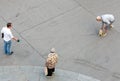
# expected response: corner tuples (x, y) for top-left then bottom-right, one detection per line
(1, 23), (19, 55)
(96, 14), (115, 36)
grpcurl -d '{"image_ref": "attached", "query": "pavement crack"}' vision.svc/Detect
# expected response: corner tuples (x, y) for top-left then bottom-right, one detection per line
(19, 33), (46, 60)
(73, 0), (96, 17)
(19, 5), (79, 34)
(75, 58), (110, 72)
(112, 73), (120, 79)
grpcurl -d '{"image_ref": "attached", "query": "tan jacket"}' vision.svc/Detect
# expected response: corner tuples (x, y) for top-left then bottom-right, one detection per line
(46, 53), (58, 69)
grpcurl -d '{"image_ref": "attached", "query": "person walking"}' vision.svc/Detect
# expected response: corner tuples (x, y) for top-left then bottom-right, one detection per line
(45, 48), (58, 76)
(1, 22), (19, 55)
(96, 14), (115, 36)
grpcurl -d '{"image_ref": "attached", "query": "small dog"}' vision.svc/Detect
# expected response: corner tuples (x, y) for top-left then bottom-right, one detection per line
(99, 29), (107, 37)
(99, 29), (103, 36)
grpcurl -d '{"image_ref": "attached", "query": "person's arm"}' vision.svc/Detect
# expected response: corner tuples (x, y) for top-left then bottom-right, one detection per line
(102, 20), (110, 30)
(102, 23), (106, 30)
(12, 37), (18, 41)
(12, 37), (20, 42)
(9, 31), (19, 42)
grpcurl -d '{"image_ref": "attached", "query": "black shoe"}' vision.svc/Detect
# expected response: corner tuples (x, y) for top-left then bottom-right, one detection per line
(47, 73), (52, 76)
(9, 51), (14, 55)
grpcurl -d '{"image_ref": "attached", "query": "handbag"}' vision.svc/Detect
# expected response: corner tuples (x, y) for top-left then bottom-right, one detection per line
(44, 67), (48, 76)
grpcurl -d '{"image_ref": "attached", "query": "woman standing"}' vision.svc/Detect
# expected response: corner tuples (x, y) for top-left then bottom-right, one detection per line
(45, 48), (58, 76)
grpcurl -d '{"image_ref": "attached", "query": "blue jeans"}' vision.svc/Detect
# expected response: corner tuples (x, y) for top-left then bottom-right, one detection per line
(4, 40), (12, 55)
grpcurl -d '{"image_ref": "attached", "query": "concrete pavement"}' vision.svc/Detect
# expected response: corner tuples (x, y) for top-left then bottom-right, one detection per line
(0, 0), (120, 81)
(0, 66), (100, 81)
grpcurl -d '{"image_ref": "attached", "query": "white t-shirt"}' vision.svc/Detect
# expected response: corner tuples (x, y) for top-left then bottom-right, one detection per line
(1, 27), (14, 41)
(101, 14), (115, 25)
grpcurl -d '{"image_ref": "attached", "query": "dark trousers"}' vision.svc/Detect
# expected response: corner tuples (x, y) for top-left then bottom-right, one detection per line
(47, 68), (55, 76)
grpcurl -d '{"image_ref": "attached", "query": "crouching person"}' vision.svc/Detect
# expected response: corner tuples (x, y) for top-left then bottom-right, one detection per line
(45, 48), (58, 76)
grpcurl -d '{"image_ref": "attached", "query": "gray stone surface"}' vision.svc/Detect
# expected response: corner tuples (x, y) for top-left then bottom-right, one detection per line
(0, 66), (100, 81)
(0, 0), (120, 81)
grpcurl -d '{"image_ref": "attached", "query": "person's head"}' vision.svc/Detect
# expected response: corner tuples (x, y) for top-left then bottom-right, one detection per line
(50, 48), (56, 53)
(96, 16), (102, 22)
(7, 22), (12, 29)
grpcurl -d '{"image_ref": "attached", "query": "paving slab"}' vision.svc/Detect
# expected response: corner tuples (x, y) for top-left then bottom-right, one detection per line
(0, 0), (120, 81)
(1, 0), (78, 33)
(0, 66), (100, 81)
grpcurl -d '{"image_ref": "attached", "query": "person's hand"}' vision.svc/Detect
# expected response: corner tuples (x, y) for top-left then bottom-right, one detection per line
(17, 39), (20, 42)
